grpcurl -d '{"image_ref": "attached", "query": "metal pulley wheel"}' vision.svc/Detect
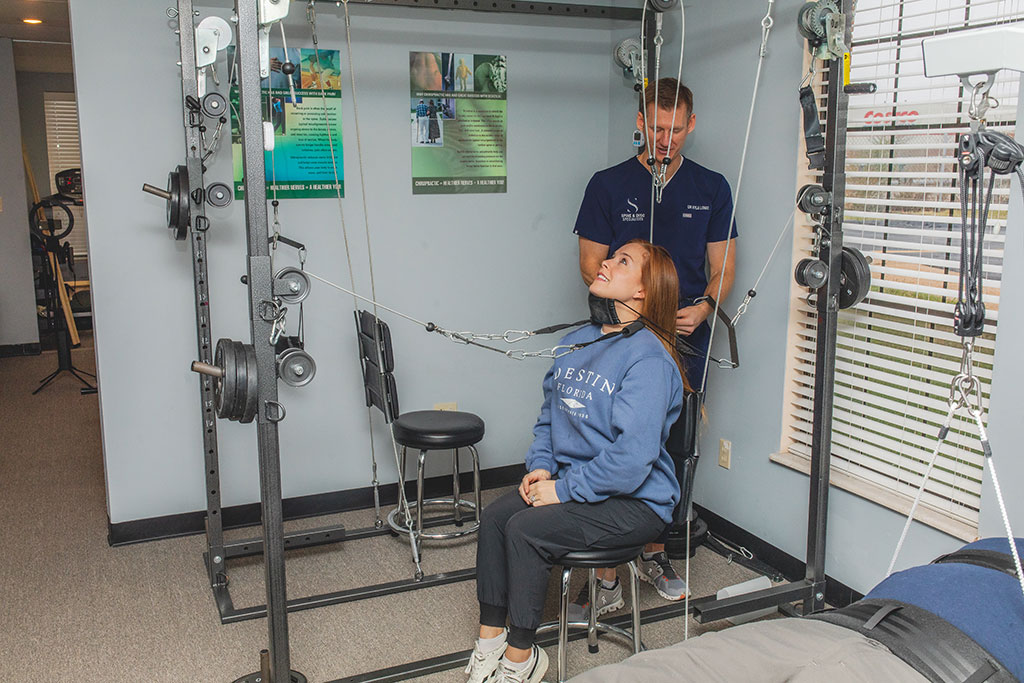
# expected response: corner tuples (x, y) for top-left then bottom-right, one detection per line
(191, 339), (258, 423)
(277, 347), (316, 387)
(206, 182), (232, 208)
(201, 92), (228, 119)
(796, 183), (831, 216)
(141, 165), (191, 240)
(794, 258), (828, 290)
(273, 266), (312, 304)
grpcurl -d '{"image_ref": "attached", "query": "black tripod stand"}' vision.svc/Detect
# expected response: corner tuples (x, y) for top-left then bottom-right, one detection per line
(31, 198), (96, 395)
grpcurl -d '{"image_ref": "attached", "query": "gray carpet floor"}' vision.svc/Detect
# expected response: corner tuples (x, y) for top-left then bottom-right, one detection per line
(0, 341), (766, 682)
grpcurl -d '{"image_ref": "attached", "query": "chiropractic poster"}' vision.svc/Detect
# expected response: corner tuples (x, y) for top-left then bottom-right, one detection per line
(230, 47), (344, 199)
(409, 52), (508, 195)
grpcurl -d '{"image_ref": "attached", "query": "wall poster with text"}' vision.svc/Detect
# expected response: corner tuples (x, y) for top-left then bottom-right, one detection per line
(230, 47), (344, 199)
(409, 52), (507, 195)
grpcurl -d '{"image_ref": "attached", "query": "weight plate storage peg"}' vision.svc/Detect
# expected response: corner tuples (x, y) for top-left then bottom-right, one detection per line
(273, 266), (312, 304)
(277, 347), (316, 387)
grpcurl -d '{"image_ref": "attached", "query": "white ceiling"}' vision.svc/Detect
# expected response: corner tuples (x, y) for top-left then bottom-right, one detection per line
(1, 0), (73, 73)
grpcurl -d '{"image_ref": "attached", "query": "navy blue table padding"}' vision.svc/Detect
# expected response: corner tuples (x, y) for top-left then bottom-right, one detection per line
(866, 537), (1024, 681)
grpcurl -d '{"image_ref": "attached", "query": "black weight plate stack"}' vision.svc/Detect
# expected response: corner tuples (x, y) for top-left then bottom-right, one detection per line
(240, 343), (259, 424)
(839, 247), (872, 309)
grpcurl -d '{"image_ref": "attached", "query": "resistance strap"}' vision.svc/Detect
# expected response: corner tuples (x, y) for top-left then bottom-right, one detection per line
(799, 84), (826, 170)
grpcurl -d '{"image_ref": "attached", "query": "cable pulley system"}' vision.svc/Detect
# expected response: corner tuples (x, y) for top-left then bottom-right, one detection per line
(887, 30), (1024, 601)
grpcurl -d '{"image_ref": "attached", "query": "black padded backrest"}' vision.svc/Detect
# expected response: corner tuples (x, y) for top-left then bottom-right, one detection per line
(354, 310), (400, 423)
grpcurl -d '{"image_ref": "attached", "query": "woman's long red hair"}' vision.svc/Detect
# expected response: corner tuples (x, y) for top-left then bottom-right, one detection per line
(626, 239), (690, 392)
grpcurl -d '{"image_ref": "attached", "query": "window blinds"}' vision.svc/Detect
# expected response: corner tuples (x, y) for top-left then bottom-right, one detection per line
(782, 0), (1023, 538)
(43, 91), (87, 257)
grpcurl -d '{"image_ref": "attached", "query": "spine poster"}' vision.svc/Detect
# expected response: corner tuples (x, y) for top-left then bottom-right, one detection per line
(230, 47), (344, 199)
(409, 52), (507, 195)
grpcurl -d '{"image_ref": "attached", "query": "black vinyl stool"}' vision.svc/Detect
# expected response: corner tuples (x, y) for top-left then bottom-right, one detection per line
(388, 409), (485, 547)
(538, 545), (645, 683)
(354, 310), (485, 575)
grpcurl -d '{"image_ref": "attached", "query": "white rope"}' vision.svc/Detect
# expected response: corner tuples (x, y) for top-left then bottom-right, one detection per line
(987, 458), (1024, 599)
(698, 0), (774, 395)
(886, 404), (957, 577)
(732, 209), (794, 325)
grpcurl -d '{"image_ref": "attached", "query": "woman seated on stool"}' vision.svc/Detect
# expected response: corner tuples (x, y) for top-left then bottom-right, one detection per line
(466, 239), (689, 683)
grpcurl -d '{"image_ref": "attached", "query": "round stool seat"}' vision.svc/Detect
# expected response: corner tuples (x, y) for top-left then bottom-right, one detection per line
(559, 546), (645, 569)
(392, 410), (485, 450)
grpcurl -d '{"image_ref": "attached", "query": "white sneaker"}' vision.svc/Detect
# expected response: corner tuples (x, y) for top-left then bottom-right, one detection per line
(498, 645), (549, 683)
(465, 637), (507, 683)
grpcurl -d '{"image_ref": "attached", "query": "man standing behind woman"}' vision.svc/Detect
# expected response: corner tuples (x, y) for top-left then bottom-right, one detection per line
(571, 77), (738, 614)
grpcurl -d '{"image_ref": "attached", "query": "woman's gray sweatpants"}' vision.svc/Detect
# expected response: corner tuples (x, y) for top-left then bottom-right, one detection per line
(476, 490), (664, 649)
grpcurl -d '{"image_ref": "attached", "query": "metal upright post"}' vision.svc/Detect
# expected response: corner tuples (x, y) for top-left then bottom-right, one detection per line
(174, 0), (228, 590)
(232, 1), (297, 680)
(802, 0), (853, 616)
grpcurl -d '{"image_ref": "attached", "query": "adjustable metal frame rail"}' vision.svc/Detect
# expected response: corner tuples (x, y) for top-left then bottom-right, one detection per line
(233, 0), (293, 679)
(208, 513), (477, 623)
(190, 0), (649, 632)
(174, 0), (229, 594)
(313, 0), (642, 20)
(691, 0), (854, 623)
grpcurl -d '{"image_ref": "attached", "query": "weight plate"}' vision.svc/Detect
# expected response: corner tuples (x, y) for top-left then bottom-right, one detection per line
(205, 182), (232, 208)
(201, 92), (228, 119)
(214, 339), (237, 420)
(274, 267), (311, 304)
(277, 347), (316, 387)
(839, 247), (872, 309)
(240, 343), (259, 424)
(168, 165), (190, 241)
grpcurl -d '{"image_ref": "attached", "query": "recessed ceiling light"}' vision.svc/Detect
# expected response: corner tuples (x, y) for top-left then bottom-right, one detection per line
(23, 18), (44, 24)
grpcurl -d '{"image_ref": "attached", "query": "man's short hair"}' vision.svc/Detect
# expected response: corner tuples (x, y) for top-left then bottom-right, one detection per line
(642, 77), (693, 117)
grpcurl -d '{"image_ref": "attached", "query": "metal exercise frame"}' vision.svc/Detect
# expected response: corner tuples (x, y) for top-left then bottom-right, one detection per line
(185, 0), (646, 632)
(190, 1), (644, 680)
(690, 0), (854, 623)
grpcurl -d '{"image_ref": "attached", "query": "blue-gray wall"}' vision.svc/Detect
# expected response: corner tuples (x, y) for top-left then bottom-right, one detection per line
(0, 38), (39, 348)
(70, 0), (621, 523)
(70, 0), (1024, 594)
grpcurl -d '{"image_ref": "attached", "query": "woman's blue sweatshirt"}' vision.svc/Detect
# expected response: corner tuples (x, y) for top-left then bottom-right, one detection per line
(524, 324), (683, 523)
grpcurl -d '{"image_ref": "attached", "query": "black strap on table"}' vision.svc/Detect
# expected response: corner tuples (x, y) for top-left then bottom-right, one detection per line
(810, 599), (1013, 683)
(933, 548), (1020, 581)
(799, 85), (826, 170)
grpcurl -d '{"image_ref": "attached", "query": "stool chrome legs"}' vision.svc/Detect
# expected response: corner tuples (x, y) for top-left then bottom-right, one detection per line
(558, 567), (571, 682)
(548, 561), (644, 683)
(386, 445), (482, 555)
(628, 560), (642, 654)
